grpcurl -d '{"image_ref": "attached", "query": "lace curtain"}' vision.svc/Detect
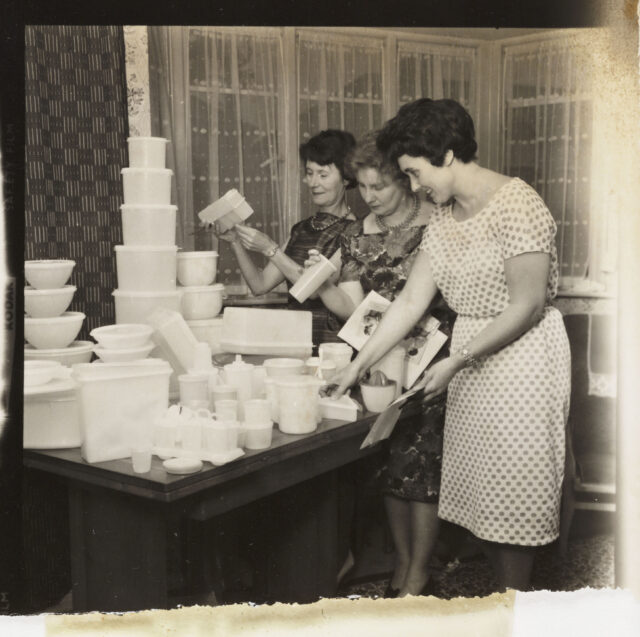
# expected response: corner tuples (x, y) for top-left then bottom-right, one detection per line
(503, 40), (597, 288)
(149, 27), (285, 289)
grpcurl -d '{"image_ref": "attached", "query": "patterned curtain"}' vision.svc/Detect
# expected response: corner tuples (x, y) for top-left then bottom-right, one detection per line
(25, 25), (129, 335)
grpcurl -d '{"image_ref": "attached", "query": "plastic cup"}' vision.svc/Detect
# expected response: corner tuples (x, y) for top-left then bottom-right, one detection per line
(288, 254), (337, 303)
(211, 384), (237, 405)
(319, 343), (354, 373)
(179, 373), (209, 406)
(305, 357), (337, 381)
(243, 399), (271, 425)
(131, 446), (152, 473)
(180, 421), (202, 452)
(203, 422), (228, 453)
(214, 399), (238, 421)
(244, 422), (274, 450)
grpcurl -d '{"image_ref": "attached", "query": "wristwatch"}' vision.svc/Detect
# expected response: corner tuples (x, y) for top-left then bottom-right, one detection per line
(264, 244), (279, 259)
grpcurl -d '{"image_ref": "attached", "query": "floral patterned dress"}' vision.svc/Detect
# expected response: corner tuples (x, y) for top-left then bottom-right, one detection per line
(340, 218), (455, 502)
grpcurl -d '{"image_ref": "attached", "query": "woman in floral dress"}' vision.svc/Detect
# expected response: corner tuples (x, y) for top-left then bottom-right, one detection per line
(333, 99), (570, 592)
(307, 134), (454, 597)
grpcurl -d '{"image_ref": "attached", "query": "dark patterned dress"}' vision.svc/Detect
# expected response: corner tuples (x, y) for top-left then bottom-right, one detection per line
(340, 218), (455, 503)
(284, 212), (353, 348)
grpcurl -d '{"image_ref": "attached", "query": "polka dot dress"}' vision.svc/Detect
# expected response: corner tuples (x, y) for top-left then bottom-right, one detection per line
(420, 178), (570, 546)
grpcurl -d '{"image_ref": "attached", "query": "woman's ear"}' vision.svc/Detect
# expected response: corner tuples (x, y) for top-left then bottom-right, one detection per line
(444, 150), (455, 167)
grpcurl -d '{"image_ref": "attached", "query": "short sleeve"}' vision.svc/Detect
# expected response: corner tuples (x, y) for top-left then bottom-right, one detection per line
(495, 182), (557, 260)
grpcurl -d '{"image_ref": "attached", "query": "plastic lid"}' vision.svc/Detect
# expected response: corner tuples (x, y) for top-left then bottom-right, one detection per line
(127, 136), (169, 142)
(120, 203), (177, 211)
(178, 284), (224, 292)
(162, 457), (203, 475)
(176, 251), (218, 259)
(115, 245), (178, 253)
(121, 167), (173, 174)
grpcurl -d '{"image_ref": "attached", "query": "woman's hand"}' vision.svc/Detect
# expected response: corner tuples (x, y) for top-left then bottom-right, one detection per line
(415, 356), (462, 401)
(234, 224), (278, 255)
(211, 222), (240, 244)
(303, 248), (323, 269)
(328, 360), (366, 399)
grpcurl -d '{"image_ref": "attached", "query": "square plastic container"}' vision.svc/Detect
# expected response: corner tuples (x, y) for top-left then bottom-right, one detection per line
(147, 308), (199, 376)
(113, 289), (182, 324)
(221, 307), (312, 358)
(121, 167), (173, 205)
(24, 380), (82, 449)
(186, 317), (225, 354)
(288, 253), (337, 303)
(127, 137), (168, 169)
(72, 359), (172, 463)
(120, 204), (177, 246)
(115, 245), (178, 292)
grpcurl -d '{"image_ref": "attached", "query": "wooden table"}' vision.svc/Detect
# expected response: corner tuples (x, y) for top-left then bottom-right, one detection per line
(23, 407), (406, 612)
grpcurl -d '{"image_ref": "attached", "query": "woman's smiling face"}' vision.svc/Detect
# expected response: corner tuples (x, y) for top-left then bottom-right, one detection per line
(303, 161), (346, 209)
(398, 153), (453, 205)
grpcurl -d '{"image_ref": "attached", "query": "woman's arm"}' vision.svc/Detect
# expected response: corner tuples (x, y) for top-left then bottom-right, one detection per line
(332, 249), (439, 396)
(419, 251), (550, 401)
(228, 239), (287, 296)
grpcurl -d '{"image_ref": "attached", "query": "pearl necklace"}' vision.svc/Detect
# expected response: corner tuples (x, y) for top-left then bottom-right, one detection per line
(309, 206), (351, 232)
(375, 193), (420, 232)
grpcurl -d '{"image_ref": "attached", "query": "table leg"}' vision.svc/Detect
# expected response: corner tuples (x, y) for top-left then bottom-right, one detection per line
(265, 471), (339, 603)
(69, 485), (169, 612)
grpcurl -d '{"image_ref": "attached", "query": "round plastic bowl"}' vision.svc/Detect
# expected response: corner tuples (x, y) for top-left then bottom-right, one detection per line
(24, 340), (94, 366)
(359, 381), (397, 414)
(263, 358), (306, 378)
(93, 342), (155, 363)
(24, 285), (76, 318)
(24, 360), (64, 387)
(90, 323), (154, 349)
(177, 251), (218, 287)
(180, 284), (224, 320)
(25, 260), (75, 290)
(24, 312), (85, 350)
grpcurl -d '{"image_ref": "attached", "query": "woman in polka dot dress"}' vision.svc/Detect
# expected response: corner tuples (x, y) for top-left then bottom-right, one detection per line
(333, 98), (570, 592)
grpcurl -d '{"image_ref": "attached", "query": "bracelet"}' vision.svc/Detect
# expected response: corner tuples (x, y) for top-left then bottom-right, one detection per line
(455, 347), (481, 369)
(264, 244), (279, 259)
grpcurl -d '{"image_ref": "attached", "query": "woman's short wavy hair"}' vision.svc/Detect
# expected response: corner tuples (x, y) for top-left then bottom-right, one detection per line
(377, 98), (478, 167)
(347, 132), (410, 191)
(299, 129), (357, 188)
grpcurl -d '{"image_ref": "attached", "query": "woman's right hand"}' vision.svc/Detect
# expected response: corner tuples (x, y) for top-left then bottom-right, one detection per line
(303, 248), (323, 269)
(328, 360), (365, 399)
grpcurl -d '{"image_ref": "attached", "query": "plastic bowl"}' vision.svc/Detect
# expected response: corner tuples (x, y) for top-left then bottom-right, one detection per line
(25, 260), (75, 290)
(93, 342), (155, 363)
(263, 358), (306, 377)
(177, 251), (218, 287)
(24, 360), (64, 387)
(24, 312), (85, 350)
(24, 340), (94, 366)
(90, 324), (154, 349)
(24, 285), (76, 318)
(360, 381), (397, 414)
(180, 284), (224, 320)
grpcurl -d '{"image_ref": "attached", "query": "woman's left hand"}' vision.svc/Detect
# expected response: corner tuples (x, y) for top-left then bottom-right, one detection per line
(234, 224), (276, 255)
(415, 357), (461, 401)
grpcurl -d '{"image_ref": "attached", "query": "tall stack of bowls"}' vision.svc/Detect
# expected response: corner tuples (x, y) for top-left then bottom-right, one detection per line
(178, 251), (225, 354)
(114, 137), (181, 324)
(24, 260), (91, 365)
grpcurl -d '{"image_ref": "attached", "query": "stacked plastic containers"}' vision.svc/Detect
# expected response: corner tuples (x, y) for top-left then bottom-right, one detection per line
(114, 137), (181, 323)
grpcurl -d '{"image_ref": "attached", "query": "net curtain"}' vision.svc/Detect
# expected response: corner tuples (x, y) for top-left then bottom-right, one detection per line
(25, 25), (129, 335)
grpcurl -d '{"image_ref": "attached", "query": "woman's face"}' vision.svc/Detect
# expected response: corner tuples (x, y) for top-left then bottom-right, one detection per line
(398, 154), (454, 205)
(356, 167), (405, 217)
(303, 161), (346, 209)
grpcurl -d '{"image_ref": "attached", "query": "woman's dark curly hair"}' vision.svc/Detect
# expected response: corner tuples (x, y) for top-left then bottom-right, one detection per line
(299, 129), (357, 189)
(377, 98), (478, 167)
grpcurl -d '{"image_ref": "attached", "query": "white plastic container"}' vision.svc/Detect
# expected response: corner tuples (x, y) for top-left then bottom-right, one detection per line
(214, 399), (238, 421)
(370, 345), (406, 400)
(221, 307), (313, 358)
(24, 341), (94, 366)
(203, 421), (238, 453)
(275, 375), (323, 435)
(72, 359), (172, 463)
(121, 204), (177, 246)
(318, 342), (354, 374)
(186, 317), (225, 354)
(113, 289), (182, 324)
(24, 360), (65, 387)
(289, 253), (337, 303)
(115, 245), (178, 292)
(179, 373), (210, 407)
(121, 167), (173, 205)
(176, 251), (218, 287)
(24, 312), (85, 350)
(360, 381), (397, 414)
(222, 355), (254, 420)
(263, 358), (306, 378)
(24, 285), (76, 318)
(305, 357), (337, 381)
(90, 323), (153, 349)
(147, 308), (199, 376)
(25, 260), (75, 290)
(263, 377), (280, 423)
(93, 342), (155, 363)
(127, 136), (169, 169)
(243, 422), (273, 450)
(180, 284), (224, 320)
(243, 399), (271, 425)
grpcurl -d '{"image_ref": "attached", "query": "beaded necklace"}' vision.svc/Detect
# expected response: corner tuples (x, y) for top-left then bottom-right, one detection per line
(309, 206), (352, 232)
(374, 193), (420, 232)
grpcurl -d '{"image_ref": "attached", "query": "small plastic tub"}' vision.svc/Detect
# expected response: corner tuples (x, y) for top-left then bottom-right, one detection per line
(263, 358), (306, 378)
(121, 167), (173, 205)
(115, 245), (178, 292)
(121, 204), (177, 246)
(180, 284), (224, 320)
(204, 421), (238, 453)
(90, 323), (153, 349)
(113, 290), (182, 325)
(305, 357), (337, 380)
(176, 251), (218, 287)
(243, 399), (271, 425)
(243, 421), (273, 450)
(179, 373), (210, 406)
(318, 342), (353, 373)
(25, 260), (75, 290)
(127, 136), (169, 169)
(93, 342), (155, 363)
(24, 285), (76, 318)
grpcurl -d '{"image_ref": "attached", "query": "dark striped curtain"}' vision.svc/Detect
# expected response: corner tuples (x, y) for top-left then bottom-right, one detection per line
(25, 25), (128, 336)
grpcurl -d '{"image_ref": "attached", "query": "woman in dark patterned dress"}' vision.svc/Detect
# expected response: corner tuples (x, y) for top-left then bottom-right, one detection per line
(306, 134), (455, 597)
(212, 129), (357, 347)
